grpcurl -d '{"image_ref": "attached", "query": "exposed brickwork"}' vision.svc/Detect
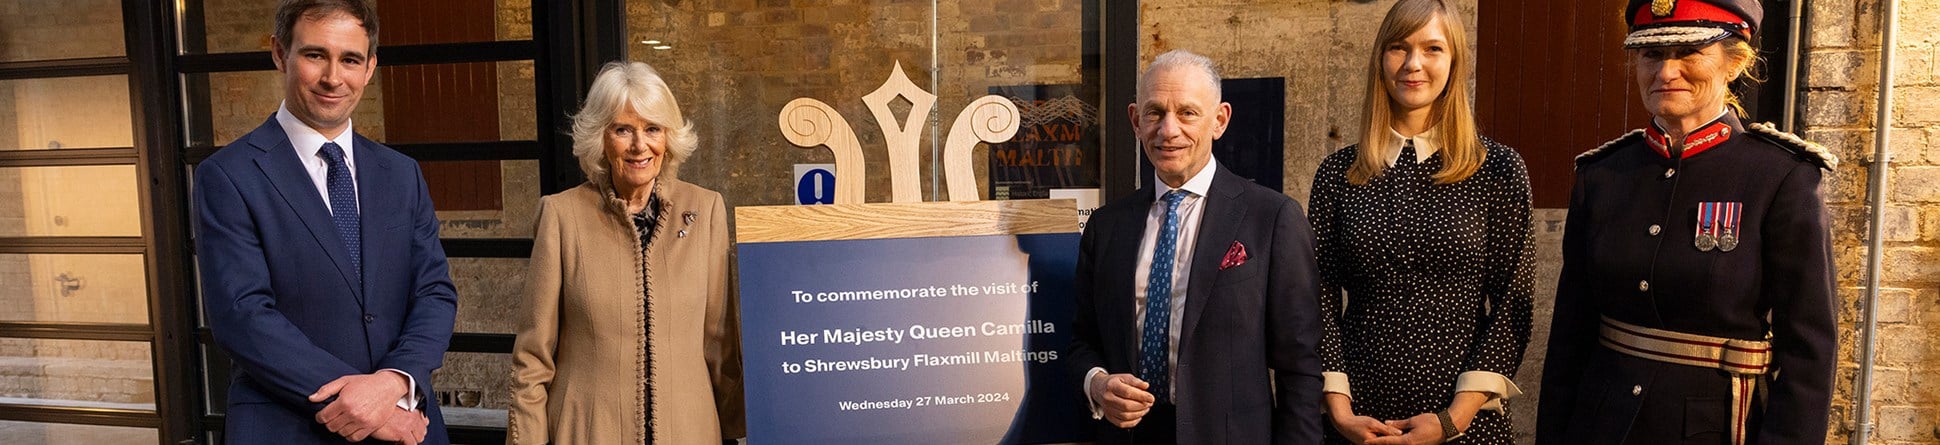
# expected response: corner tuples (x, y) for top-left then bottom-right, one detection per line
(1810, 0), (1940, 443)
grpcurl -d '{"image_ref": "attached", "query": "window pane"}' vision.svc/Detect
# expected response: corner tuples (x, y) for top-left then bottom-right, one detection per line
(0, 420), (154, 445)
(0, 339), (154, 410)
(0, 0), (126, 62)
(0, 166), (142, 237)
(0, 254), (148, 324)
(0, 76), (134, 151)
(939, 1), (1099, 201)
(184, 0), (532, 55)
(624, 1), (1106, 206)
(188, 62), (535, 147)
(188, 61), (538, 237)
(433, 352), (510, 429)
(624, 0), (938, 207)
(449, 258), (525, 334)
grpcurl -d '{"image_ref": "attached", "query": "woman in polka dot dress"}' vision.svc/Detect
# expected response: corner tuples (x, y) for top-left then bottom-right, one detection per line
(1307, 1), (1535, 444)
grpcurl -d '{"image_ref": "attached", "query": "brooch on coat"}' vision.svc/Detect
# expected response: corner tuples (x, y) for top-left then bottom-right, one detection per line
(1695, 202), (1741, 252)
(678, 210), (697, 238)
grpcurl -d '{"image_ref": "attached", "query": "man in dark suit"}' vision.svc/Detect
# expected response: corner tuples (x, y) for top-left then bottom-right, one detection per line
(193, 1), (454, 444)
(1066, 49), (1324, 444)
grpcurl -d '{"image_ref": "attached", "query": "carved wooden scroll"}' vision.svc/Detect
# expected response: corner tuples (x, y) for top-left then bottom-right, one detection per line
(778, 62), (1020, 204)
(778, 98), (867, 204)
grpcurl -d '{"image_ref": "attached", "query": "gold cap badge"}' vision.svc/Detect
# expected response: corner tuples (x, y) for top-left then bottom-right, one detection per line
(1652, 0), (1677, 17)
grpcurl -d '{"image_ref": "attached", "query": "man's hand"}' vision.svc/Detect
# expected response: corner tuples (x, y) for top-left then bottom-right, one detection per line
(1365, 413), (1444, 445)
(1090, 373), (1155, 429)
(310, 372), (412, 441)
(368, 407), (430, 445)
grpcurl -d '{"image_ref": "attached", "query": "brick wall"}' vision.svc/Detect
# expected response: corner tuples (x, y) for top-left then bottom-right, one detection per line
(1807, 0), (1940, 443)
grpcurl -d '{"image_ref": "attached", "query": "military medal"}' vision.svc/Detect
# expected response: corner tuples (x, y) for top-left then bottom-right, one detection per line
(1718, 202), (1741, 252)
(1695, 202), (1718, 251)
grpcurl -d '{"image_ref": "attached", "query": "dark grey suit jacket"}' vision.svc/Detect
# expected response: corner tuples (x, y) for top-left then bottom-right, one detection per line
(1066, 163), (1325, 444)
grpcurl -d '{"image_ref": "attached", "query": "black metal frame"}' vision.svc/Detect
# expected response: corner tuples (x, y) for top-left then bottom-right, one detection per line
(0, 1), (196, 442)
(0, 57), (130, 80)
(1100, 1), (1141, 201)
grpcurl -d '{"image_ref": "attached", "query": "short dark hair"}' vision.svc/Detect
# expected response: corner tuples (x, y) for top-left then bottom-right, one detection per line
(273, 0), (380, 54)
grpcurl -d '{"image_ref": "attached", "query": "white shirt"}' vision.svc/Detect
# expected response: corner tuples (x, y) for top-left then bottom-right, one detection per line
(275, 102), (360, 215)
(1085, 158), (1217, 416)
(275, 102), (419, 411)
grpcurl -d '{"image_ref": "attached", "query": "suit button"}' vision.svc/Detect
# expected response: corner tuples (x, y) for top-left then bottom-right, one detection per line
(1632, 385), (1643, 396)
(364, 314), (375, 324)
(1648, 224), (1661, 236)
(1664, 168), (1676, 179)
(1638, 280), (1650, 292)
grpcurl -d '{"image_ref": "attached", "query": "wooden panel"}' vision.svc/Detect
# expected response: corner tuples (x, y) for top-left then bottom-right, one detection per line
(378, 0), (503, 211)
(735, 200), (1079, 243)
(1477, 0), (1648, 208)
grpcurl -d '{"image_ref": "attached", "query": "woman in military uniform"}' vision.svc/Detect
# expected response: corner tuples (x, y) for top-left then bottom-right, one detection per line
(1536, 1), (1837, 444)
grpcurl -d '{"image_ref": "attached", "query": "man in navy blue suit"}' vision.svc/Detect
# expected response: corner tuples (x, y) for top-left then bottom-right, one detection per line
(193, 1), (455, 444)
(1065, 50), (1323, 444)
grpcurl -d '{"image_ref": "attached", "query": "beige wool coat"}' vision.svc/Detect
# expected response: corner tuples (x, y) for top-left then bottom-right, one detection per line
(507, 179), (744, 444)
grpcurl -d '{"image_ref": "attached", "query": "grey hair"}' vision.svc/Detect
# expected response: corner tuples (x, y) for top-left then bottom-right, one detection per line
(569, 61), (697, 189)
(1137, 49), (1223, 101)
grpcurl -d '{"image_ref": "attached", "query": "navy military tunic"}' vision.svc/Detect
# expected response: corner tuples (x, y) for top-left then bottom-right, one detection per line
(1536, 113), (1837, 444)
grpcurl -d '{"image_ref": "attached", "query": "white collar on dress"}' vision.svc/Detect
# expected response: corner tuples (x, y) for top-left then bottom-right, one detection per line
(1382, 125), (1440, 167)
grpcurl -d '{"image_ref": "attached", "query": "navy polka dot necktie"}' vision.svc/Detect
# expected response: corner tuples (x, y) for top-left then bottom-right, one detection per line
(318, 142), (360, 280)
(1140, 189), (1188, 404)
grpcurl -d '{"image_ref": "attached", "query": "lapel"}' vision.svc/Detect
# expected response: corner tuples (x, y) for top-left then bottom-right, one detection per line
(1180, 164), (1248, 345)
(1107, 185), (1156, 369)
(243, 117), (366, 304)
(352, 135), (399, 305)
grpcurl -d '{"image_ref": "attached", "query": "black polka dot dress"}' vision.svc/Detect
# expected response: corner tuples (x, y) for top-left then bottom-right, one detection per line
(1307, 137), (1536, 445)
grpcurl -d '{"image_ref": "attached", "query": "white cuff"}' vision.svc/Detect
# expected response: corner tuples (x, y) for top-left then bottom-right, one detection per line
(1322, 371), (1352, 400)
(381, 369), (419, 410)
(1083, 367), (1106, 420)
(1454, 371), (1522, 412)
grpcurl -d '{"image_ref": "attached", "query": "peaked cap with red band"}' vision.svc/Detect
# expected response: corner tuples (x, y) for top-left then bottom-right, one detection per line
(1624, 0), (1762, 49)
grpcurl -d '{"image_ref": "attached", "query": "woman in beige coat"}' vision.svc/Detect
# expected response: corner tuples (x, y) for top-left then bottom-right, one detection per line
(508, 61), (743, 444)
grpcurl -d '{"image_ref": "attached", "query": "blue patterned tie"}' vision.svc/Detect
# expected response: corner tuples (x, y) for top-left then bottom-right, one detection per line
(318, 142), (360, 280)
(1140, 189), (1188, 404)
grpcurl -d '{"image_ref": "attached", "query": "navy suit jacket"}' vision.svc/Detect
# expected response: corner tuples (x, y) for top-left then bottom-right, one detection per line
(194, 117), (457, 444)
(1066, 164), (1325, 444)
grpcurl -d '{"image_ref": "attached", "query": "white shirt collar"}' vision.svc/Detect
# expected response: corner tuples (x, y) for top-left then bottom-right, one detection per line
(276, 101), (357, 165)
(1383, 126), (1440, 166)
(1154, 156), (1218, 201)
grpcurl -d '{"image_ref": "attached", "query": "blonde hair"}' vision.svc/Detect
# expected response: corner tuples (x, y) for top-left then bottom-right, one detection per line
(569, 61), (697, 189)
(1349, 0), (1483, 186)
(1719, 38), (1761, 117)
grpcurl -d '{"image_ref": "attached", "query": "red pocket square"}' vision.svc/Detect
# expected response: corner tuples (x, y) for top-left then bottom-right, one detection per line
(1220, 241), (1249, 270)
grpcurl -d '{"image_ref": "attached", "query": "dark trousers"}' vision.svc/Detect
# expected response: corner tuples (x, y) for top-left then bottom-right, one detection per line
(1128, 403), (1178, 444)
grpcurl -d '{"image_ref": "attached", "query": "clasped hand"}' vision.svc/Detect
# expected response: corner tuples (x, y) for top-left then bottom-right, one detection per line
(1090, 373), (1157, 429)
(1330, 412), (1445, 445)
(309, 372), (429, 444)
